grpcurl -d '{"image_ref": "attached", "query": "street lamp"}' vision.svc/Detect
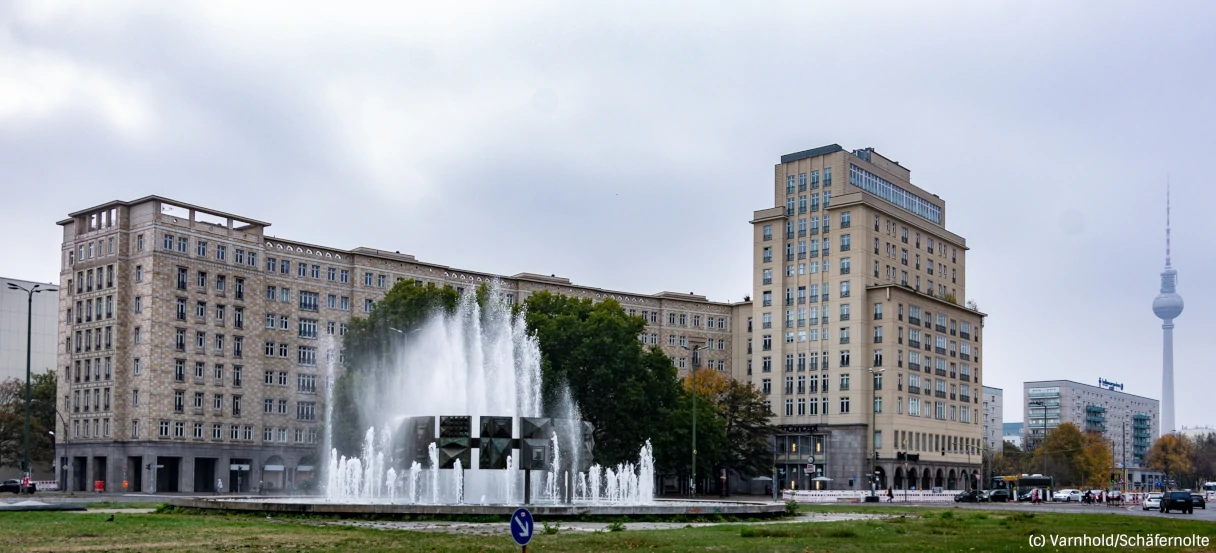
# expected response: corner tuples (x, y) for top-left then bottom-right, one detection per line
(7, 282), (56, 483)
(679, 344), (707, 496)
(867, 367), (886, 501)
(1029, 400), (1047, 476)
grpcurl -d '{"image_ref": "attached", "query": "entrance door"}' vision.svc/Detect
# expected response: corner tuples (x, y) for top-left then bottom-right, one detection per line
(194, 458), (217, 493)
(229, 459), (252, 493)
(72, 457), (87, 491)
(128, 456), (143, 492)
(156, 457), (181, 493)
(92, 456), (108, 492)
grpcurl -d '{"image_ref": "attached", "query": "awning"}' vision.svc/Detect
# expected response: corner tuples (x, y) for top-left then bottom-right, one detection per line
(264, 465), (285, 472)
(229, 464), (250, 471)
(297, 465), (314, 472)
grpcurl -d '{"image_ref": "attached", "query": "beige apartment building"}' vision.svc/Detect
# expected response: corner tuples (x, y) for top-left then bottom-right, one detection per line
(55, 196), (737, 493)
(751, 145), (986, 492)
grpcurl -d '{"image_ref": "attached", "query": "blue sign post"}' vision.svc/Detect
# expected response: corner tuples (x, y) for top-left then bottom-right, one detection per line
(511, 507), (534, 550)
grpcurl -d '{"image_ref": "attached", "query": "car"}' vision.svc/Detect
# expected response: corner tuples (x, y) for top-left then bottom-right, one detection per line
(1190, 493), (1206, 509)
(984, 489), (1013, 503)
(1143, 492), (1163, 510)
(1161, 491), (1193, 514)
(0, 479), (34, 494)
(1053, 489), (1082, 502)
(1018, 488), (1046, 502)
(954, 490), (981, 503)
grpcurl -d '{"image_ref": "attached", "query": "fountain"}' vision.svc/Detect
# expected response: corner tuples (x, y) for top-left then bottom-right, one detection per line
(172, 285), (781, 518)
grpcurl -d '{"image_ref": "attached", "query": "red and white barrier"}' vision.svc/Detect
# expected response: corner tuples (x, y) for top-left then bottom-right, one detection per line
(33, 481), (59, 492)
(784, 489), (962, 503)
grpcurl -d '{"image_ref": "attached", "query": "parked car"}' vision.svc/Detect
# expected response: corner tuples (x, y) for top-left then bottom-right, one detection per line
(983, 489), (1012, 503)
(954, 490), (981, 503)
(1143, 492), (1163, 511)
(1053, 489), (1082, 502)
(1161, 491), (1194, 514)
(0, 479), (34, 494)
(1190, 493), (1206, 509)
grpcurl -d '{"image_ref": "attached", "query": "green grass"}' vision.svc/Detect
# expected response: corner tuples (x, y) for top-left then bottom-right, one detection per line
(1, 507), (1213, 552)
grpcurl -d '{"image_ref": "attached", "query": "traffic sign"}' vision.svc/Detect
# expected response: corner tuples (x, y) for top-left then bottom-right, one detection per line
(511, 508), (533, 547)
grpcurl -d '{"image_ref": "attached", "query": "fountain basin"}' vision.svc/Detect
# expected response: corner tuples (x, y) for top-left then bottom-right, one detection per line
(169, 497), (785, 518)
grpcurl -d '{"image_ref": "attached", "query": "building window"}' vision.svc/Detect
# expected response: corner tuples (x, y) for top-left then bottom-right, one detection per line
(840, 397), (850, 414)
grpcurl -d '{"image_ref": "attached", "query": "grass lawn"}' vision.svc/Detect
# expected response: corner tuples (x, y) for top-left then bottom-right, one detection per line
(2, 505), (1214, 552)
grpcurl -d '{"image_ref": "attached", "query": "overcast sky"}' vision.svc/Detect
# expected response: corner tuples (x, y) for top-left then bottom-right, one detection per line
(2, 1), (1213, 429)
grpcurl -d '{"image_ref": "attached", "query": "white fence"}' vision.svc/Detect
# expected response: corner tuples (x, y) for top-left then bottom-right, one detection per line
(784, 489), (961, 503)
(34, 481), (59, 492)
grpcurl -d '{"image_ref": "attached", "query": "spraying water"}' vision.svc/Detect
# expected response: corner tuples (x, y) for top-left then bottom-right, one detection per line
(321, 285), (655, 505)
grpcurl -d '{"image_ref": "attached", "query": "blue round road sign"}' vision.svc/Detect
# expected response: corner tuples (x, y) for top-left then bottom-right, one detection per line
(511, 507), (534, 546)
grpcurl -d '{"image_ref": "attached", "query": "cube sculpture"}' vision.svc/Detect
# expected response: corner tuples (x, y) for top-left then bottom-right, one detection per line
(438, 415), (472, 469)
(520, 417), (553, 470)
(478, 416), (513, 469)
(406, 416), (436, 466)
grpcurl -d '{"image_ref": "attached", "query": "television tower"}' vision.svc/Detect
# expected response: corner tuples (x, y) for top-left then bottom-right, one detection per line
(1151, 183), (1182, 436)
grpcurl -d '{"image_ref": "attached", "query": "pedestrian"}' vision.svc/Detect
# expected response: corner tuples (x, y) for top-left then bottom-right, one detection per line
(216, 478), (223, 495)
(886, 487), (894, 503)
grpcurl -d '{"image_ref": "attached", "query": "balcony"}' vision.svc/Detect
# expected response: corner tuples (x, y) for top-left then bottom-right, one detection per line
(841, 220), (850, 229)
(763, 278), (772, 285)
(797, 253), (806, 260)
(935, 368), (946, 377)
(784, 231), (792, 240)
(873, 336), (883, 344)
(840, 267), (850, 275)
(798, 297), (806, 305)
(763, 255), (772, 263)
(840, 337), (850, 344)
(908, 340), (921, 348)
(960, 353), (970, 361)
(908, 386), (921, 394)
(762, 322), (772, 329)
(936, 347), (946, 354)
(841, 244), (851, 252)
(935, 391), (946, 398)
(960, 332), (970, 340)
(763, 233), (773, 241)
(959, 374), (970, 382)
(786, 253), (795, 261)
(960, 395), (970, 403)
(908, 362), (921, 371)
(950, 393), (956, 400)
(811, 227), (819, 235)
(936, 324), (946, 333)
(908, 317), (921, 326)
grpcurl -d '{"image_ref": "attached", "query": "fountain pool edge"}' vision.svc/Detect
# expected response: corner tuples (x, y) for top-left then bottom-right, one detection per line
(168, 497), (786, 518)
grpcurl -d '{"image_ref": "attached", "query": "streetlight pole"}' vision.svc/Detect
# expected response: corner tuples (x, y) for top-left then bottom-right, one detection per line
(679, 344), (705, 497)
(7, 282), (56, 486)
(867, 367), (886, 501)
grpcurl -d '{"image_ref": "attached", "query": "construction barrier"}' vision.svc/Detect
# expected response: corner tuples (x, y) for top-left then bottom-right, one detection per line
(33, 480), (58, 492)
(94, 480), (105, 493)
(784, 489), (962, 503)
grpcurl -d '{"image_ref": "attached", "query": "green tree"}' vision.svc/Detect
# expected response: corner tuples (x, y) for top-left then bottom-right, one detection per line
(711, 379), (776, 478)
(1147, 434), (1193, 489)
(332, 281), (460, 455)
(0, 370), (57, 470)
(523, 291), (683, 466)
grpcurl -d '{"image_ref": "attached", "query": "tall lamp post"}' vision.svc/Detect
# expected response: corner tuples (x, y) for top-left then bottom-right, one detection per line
(1028, 400), (1047, 476)
(867, 367), (886, 501)
(7, 282), (56, 484)
(679, 344), (706, 496)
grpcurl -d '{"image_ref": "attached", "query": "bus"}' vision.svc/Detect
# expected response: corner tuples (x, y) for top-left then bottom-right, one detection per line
(990, 474), (1054, 499)
(1203, 482), (1216, 497)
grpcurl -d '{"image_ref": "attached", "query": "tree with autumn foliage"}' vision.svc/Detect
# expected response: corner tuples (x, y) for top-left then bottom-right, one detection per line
(1147, 434), (1193, 489)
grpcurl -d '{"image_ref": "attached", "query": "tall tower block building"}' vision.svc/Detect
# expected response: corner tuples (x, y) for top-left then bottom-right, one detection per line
(749, 145), (986, 492)
(1151, 186), (1182, 436)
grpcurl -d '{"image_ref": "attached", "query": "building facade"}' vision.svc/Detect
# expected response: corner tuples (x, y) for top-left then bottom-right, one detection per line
(1001, 422), (1022, 449)
(1, 277), (60, 384)
(750, 145), (986, 493)
(981, 386), (1003, 453)
(1, 276), (60, 479)
(55, 197), (738, 493)
(1023, 379), (1160, 485)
